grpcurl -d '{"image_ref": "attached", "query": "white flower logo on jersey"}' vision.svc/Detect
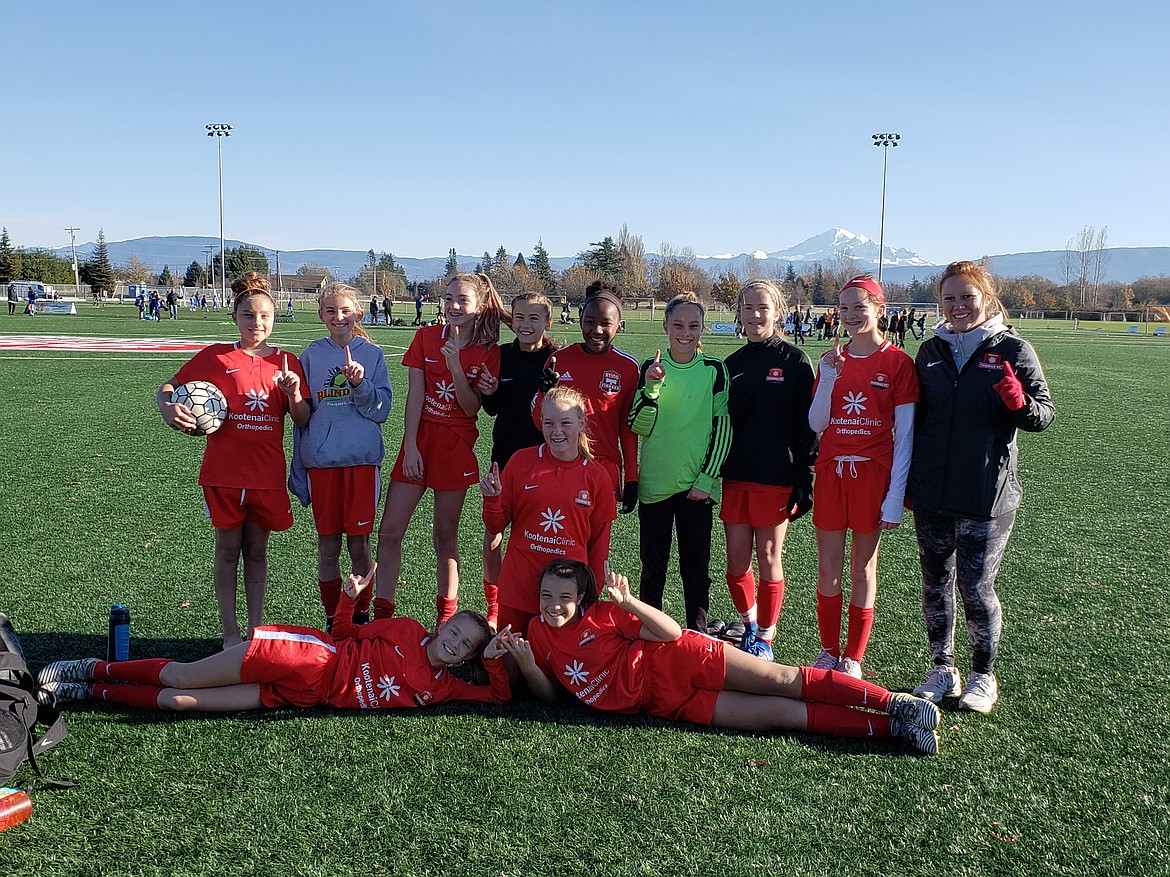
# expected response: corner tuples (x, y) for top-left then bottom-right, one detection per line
(540, 508), (565, 533)
(563, 660), (588, 686)
(377, 675), (400, 701)
(435, 379), (455, 402)
(244, 388), (269, 412)
(842, 391), (868, 415)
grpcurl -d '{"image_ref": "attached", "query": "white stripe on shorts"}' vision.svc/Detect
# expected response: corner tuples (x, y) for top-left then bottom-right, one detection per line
(252, 628), (337, 653)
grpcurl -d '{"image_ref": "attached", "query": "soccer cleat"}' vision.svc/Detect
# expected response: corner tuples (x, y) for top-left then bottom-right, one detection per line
(37, 681), (91, 708)
(811, 649), (839, 671)
(37, 658), (99, 687)
(836, 657), (862, 679)
(744, 636), (774, 663)
(887, 692), (941, 730)
(739, 621), (759, 651)
(958, 672), (998, 713)
(912, 665), (963, 704)
(890, 717), (940, 755)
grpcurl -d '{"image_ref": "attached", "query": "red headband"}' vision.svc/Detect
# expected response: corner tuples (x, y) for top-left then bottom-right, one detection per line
(840, 276), (885, 304)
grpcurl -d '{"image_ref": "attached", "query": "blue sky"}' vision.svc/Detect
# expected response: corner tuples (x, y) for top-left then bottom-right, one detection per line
(8, 1), (1168, 263)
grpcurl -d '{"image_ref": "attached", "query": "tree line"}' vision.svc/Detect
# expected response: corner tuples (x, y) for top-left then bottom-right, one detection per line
(3, 223), (1167, 312)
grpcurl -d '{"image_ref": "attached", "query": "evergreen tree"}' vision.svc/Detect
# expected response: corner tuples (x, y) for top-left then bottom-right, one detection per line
(159, 265), (174, 286)
(445, 248), (459, 276)
(514, 252), (525, 267)
(183, 260), (206, 288)
(213, 245), (270, 281)
(812, 262), (825, 304)
(580, 236), (624, 282)
(784, 262), (798, 287)
(84, 229), (114, 297)
(481, 251), (494, 278)
(493, 246), (510, 276)
(0, 228), (17, 284)
(528, 239), (557, 294)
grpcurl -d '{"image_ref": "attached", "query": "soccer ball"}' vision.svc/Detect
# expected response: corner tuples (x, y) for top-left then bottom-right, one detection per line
(171, 380), (229, 436)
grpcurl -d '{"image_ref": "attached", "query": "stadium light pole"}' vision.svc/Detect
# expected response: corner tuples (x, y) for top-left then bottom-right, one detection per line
(872, 132), (900, 282)
(206, 123), (232, 302)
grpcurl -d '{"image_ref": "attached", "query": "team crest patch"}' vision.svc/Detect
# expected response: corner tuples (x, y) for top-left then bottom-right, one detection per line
(870, 372), (891, 390)
(467, 363), (482, 381)
(766, 367), (785, 383)
(600, 369), (621, 393)
(978, 352), (1005, 371)
(413, 690), (434, 706)
(575, 489), (592, 507)
(578, 628), (596, 647)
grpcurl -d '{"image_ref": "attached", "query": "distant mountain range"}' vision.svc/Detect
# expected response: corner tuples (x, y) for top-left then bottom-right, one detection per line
(49, 230), (1170, 285)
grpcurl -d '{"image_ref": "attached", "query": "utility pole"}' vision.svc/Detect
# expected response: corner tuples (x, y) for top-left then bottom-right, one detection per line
(64, 226), (82, 301)
(203, 245), (214, 287)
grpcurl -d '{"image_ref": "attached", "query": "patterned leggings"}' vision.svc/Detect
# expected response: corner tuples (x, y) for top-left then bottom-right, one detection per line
(914, 506), (1017, 676)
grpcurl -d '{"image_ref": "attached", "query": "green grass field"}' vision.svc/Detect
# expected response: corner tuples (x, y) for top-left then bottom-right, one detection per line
(1, 306), (1167, 876)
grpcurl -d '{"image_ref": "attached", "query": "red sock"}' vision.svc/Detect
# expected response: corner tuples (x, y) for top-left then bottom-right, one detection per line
(757, 578), (784, 634)
(94, 683), (164, 710)
(816, 591), (843, 656)
(844, 605), (875, 662)
(373, 597), (396, 620)
(483, 580), (499, 629)
(436, 596), (458, 626)
(799, 666), (890, 711)
(318, 578), (343, 617)
(95, 658), (171, 685)
(725, 569), (756, 616)
(805, 702), (891, 738)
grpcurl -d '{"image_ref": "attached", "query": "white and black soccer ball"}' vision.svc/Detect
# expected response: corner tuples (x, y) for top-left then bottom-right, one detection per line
(171, 380), (229, 436)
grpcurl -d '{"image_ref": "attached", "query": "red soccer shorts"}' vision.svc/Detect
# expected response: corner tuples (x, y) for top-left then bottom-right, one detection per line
(307, 465), (380, 536)
(241, 626), (337, 708)
(203, 486), (294, 532)
(390, 421), (480, 491)
(642, 631), (727, 725)
(812, 457), (889, 533)
(719, 480), (793, 528)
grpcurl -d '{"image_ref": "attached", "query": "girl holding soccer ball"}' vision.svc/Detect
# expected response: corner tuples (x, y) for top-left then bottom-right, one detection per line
(808, 276), (917, 678)
(498, 560), (940, 754)
(374, 273), (505, 627)
(908, 261), (1054, 713)
(289, 283), (392, 632)
(156, 272), (309, 649)
(37, 565), (512, 713)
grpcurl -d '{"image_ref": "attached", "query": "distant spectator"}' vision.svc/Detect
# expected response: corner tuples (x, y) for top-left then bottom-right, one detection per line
(7, 283), (16, 315)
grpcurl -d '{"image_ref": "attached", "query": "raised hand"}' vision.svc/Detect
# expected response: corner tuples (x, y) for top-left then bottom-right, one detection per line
(440, 321), (463, 369)
(992, 360), (1026, 411)
(479, 461), (502, 497)
(483, 624), (512, 660)
(822, 332), (846, 374)
(645, 349), (666, 383)
(275, 353), (301, 396)
(604, 563), (633, 605)
(537, 355), (560, 392)
(343, 563), (378, 600)
(342, 343), (365, 387)
(476, 366), (498, 396)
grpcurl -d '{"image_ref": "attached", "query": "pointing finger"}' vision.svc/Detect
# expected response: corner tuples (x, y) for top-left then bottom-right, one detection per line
(549, 355), (556, 372)
(361, 563), (378, 587)
(345, 344), (353, 366)
(653, 349), (661, 363)
(282, 353), (288, 373)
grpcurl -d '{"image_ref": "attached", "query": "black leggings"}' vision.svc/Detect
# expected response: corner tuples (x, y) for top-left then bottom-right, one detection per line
(915, 506), (1016, 675)
(638, 491), (713, 632)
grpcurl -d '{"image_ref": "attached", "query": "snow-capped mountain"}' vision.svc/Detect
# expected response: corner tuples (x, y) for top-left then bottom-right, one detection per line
(764, 228), (933, 268)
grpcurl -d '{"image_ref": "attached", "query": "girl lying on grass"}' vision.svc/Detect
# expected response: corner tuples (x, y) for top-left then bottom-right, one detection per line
(500, 560), (941, 754)
(36, 566), (511, 713)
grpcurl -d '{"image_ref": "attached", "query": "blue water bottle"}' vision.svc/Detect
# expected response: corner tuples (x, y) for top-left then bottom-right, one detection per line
(107, 604), (130, 662)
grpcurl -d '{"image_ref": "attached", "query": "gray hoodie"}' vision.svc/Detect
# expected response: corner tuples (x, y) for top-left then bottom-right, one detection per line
(288, 335), (392, 505)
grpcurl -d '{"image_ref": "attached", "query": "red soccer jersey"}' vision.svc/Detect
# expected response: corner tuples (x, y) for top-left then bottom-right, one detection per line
(483, 445), (616, 613)
(174, 343), (305, 490)
(402, 325), (500, 439)
(324, 607), (510, 709)
(526, 602), (648, 714)
(814, 341), (917, 467)
(533, 343), (640, 488)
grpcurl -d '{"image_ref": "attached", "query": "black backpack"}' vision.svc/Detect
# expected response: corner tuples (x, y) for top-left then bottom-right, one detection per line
(0, 612), (72, 787)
